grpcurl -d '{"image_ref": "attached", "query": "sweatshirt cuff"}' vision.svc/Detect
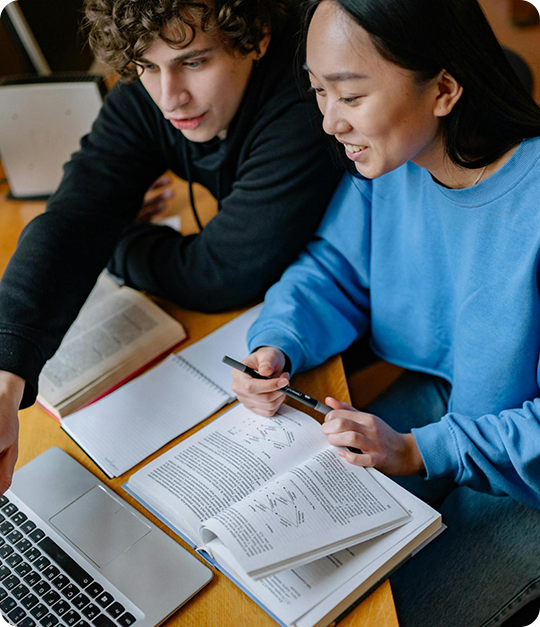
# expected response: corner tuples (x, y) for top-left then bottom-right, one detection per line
(0, 331), (43, 409)
(247, 329), (305, 375)
(411, 417), (463, 482)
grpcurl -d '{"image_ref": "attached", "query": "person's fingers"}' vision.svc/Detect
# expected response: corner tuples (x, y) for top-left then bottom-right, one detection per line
(148, 174), (172, 191)
(337, 449), (376, 467)
(245, 389), (287, 406)
(138, 204), (167, 220)
(250, 388), (288, 403)
(322, 412), (370, 457)
(321, 412), (366, 434)
(139, 204), (164, 215)
(232, 348), (288, 415)
(239, 396), (285, 416)
(238, 395), (284, 416)
(325, 429), (370, 451)
(258, 358), (282, 378)
(142, 189), (174, 208)
(231, 371), (288, 396)
(244, 348), (286, 378)
(324, 396), (357, 420)
(244, 405), (280, 417)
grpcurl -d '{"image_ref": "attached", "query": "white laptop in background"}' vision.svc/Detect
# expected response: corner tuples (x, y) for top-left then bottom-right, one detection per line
(0, 75), (105, 199)
(0, 447), (212, 627)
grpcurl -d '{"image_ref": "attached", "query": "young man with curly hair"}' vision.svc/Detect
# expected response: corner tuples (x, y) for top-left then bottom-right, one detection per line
(0, 0), (340, 491)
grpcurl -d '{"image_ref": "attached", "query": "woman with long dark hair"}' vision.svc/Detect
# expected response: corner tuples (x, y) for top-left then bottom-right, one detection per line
(232, 0), (540, 624)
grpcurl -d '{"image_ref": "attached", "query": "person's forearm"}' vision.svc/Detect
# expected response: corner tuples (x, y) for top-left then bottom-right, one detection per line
(412, 398), (540, 508)
(0, 81), (164, 393)
(0, 370), (25, 408)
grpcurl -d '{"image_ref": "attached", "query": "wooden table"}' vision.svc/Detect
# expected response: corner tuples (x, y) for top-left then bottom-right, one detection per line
(0, 167), (399, 627)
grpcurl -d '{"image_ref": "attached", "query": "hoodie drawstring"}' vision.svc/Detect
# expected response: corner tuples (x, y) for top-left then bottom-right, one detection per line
(182, 139), (204, 232)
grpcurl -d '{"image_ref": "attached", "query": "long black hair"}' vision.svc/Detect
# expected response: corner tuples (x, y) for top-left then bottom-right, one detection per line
(302, 0), (540, 169)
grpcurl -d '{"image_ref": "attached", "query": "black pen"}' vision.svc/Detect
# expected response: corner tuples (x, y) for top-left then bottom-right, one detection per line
(222, 355), (332, 416)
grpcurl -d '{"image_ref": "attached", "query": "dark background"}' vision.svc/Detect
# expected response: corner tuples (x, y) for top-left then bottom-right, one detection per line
(0, 0), (93, 78)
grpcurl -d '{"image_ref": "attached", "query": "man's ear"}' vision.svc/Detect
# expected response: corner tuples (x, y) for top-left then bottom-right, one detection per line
(433, 70), (463, 118)
(256, 26), (271, 60)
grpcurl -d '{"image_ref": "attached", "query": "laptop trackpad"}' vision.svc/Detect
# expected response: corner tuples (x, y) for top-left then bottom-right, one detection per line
(50, 485), (151, 568)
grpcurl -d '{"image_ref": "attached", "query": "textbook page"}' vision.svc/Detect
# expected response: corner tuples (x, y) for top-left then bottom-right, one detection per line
(62, 354), (230, 477)
(125, 403), (328, 545)
(295, 471), (442, 627)
(177, 303), (263, 395)
(206, 476), (439, 627)
(200, 449), (409, 579)
(83, 272), (121, 308)
(39, 285), (183, 405)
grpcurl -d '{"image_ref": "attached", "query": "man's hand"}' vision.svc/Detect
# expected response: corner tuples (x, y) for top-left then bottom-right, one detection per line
(230, 347), (289, 416)
(137, 174), (175, 222)
(322, 397), (425, 476)
(0, 371), (24, 495)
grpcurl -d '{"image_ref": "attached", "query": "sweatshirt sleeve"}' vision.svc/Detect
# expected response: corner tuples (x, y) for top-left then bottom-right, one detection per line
(247, 175), (372, 373)
(106, 98), (342, 312)
(413, 398), (540, 509)
(0, 82), (166, 407)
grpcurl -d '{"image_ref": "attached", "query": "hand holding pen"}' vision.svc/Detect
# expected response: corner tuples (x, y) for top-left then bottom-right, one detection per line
(226, 351), (386, 466)
(225, 350), (331, 416)
(225, 352), (424, 474)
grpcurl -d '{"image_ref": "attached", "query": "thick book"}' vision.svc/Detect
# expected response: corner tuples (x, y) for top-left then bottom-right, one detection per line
(124, 402), (442, 627)
(37, 272), (187, 420)
(60, 304), (264, 477)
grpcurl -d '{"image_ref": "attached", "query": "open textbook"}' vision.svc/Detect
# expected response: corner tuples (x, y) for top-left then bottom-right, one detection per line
(61, 304), (263, 477)
(124, 403), (442, 626)
(37, 272), (187, 419)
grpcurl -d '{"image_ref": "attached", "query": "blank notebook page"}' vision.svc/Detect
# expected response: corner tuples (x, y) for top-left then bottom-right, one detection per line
(178, 303), (263, 395)
(62, 354), (230, 478)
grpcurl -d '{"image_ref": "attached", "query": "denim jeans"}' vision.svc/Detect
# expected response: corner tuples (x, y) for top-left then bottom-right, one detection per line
(362, 370), (540, 627)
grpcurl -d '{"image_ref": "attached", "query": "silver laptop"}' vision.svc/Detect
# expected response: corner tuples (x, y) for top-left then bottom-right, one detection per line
(0, 447), (212, 627)
(0, 76), (105, 199)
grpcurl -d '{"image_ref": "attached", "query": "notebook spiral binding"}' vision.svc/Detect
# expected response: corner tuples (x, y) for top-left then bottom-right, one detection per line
(173, 355), (231, 399)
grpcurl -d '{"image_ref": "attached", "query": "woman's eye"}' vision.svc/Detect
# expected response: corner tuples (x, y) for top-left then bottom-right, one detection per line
(309, 86), (325, 96)
(340, 96), (361, 104)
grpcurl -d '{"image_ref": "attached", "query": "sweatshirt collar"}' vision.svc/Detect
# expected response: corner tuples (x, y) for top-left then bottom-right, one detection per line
(430, 137), (540, 207)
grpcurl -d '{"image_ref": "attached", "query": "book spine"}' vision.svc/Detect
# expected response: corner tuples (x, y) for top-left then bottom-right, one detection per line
(36, 398), (61, 423)
(82, 337), (189, 407)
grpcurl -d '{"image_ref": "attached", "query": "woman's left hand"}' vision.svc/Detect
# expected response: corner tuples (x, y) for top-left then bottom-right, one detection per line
(321, 397), (425, 476)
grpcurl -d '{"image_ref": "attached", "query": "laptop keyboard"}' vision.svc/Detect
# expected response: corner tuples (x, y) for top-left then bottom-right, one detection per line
(0, 494), (137, 627)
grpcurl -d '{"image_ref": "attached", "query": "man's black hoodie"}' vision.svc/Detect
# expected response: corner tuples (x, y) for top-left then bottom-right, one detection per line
(0, 12), (340, 408)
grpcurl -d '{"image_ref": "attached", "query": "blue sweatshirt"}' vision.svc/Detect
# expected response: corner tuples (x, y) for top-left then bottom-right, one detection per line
(248, 137), (540, 509)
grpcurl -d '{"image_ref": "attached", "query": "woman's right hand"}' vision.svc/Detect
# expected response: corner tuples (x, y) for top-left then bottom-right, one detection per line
(230, 347), (290, 416)
(0, 371), (24, 495)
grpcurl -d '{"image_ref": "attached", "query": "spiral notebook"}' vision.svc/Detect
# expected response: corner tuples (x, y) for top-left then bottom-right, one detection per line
(61, 305), (263, 477)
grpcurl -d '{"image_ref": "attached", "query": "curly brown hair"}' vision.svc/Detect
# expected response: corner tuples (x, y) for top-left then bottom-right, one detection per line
(84, 0), (292, 82)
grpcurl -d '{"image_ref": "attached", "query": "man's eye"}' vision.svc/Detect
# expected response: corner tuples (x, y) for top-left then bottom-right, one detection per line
(142, 64), (158, 73)
(184, 60), (204, 69)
